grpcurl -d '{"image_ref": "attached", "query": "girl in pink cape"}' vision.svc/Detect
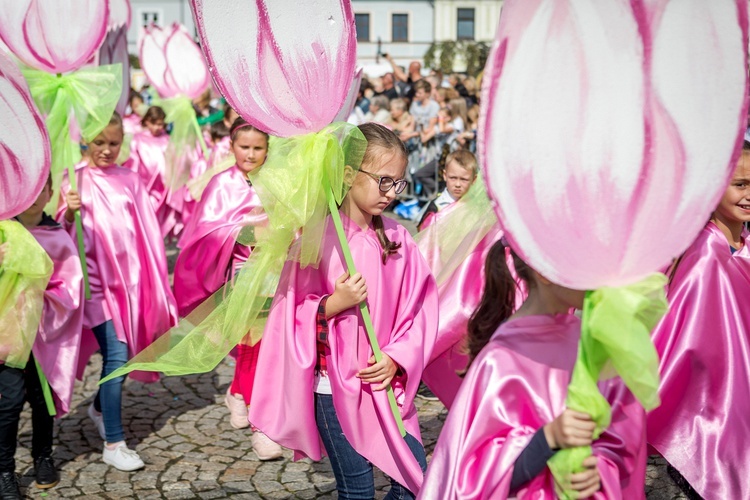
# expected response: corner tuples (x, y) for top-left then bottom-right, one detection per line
(122, 92), (145, 136)
(123, 106), (180, 239)
(647, 142), (750, 499)
(57, 113), (178, 472)
(416, 150), (508, 407)
(419, 242), (648, 500)
(1, 177), (83, 492)
(249, 123), (439, 498)
(173, 117), (281, 459)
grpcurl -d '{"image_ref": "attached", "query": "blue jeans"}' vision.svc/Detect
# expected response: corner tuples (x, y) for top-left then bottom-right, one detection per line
(92, 321), (128, 443)
(315, 393), (427, 499)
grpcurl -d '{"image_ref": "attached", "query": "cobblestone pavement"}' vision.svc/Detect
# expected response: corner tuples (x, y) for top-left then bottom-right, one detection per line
(11, 354), (687, 499)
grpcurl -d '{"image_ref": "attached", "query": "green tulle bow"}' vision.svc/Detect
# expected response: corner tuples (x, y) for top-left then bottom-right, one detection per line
(156, 96), (208, 194)
(21, 64), (123, 299)
(101, 123), (367, 379)
(547, 273), (666, 498)
(0, 220), (53, 369)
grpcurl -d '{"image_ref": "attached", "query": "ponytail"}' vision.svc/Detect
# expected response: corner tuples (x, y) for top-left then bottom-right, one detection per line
(372, 214), (401, 264)
(462, 240), (532, 373)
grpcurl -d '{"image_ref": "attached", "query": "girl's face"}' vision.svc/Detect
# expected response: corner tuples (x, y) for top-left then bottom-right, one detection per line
(715, 154), (750, 224)
(145, 118), (165, 137)
(88, 124), (123, 167)
(232, 129), (268, 174)
(348, 148), (407, 217)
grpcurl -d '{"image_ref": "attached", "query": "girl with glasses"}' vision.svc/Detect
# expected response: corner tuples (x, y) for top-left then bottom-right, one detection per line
(249, 123), (439, 499)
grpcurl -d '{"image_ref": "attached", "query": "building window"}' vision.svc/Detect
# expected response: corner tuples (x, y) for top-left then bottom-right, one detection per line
(392, 13), (408, 42)
(139, 9), (162, 27)
(355, 13), (370, 42)
(457, 8), (475, 40)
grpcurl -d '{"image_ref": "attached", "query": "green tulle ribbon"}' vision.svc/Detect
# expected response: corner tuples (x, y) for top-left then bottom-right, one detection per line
(413, 177), (498, 287)
(21, 64), (124, 299)
(547, 273), (666, 498)
(0, 221), (53, 369)
(156, 96), (208, 194)
(101, 123), (367, 381)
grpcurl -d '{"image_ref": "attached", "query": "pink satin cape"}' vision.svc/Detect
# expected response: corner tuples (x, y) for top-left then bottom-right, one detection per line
(122, 113), (142, 136)
(122, 131), (180, 238)
(57, 162), (178, 383)
(180, 136), (232, 233)
(418, 314), (647, 500)
(647, 222), (750, 499)
(173, 166), (266, 317)
(418, 204), (504, 408)
(28, 223), (84, 416)
(248, 214), (439, 494)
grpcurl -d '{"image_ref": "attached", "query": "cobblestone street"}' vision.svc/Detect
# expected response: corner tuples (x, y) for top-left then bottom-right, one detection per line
(11, 354), (687, 499)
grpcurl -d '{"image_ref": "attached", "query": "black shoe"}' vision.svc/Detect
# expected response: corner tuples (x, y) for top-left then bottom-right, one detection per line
(416, 382), (439, 401)
(0, 472), (21, 500)
(34, 456), (59, 489)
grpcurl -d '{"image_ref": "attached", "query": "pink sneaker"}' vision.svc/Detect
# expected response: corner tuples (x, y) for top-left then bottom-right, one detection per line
(251, 431), (283, 461)
(224, 389), (249, 429)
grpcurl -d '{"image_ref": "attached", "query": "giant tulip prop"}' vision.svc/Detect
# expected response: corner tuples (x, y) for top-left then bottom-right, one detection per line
(107, 0), (408, 439)
(98, 0), (132, 116)
(333, 67), (364, 123)
(139, 23), (210, 194)
(480, 0), (749, 495)
(0, 50), (51, 219)
(0, 0), (124, 299)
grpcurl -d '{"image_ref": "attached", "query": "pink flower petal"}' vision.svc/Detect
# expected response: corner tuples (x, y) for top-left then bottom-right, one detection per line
(139, 24), (170, 97)
(99, 25), (130, 115)
(163, 23), (210, 99)
(191, 0), (357, 137)
(0, 51), (51, 218)
(0, 0), (108, 74)
(333, 67), (363, 123)
(480, 0), (748, 289)
(108, 0), (131, 30)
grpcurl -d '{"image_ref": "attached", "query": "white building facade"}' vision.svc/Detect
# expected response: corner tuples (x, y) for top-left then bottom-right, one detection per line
(124, 0), (504, 75)
(434, 0), (503, 43)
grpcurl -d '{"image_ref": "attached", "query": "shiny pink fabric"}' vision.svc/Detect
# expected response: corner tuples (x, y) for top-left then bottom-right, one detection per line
(122, 113), (142, 136)
(123, 130), (181, 238)
(181, 136), (232, 230)
(57, 162), (177, 384)
(173, 166), (266, 317)
(419, 206), (504, 408)
(647, 222), (750, 499)
(28, 224), (83, 416)
(249, 214), (439, 493)
(419, 314), (648, 500)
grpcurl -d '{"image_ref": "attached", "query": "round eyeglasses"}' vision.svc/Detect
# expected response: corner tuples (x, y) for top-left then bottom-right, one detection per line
(358, 169), (408, 194)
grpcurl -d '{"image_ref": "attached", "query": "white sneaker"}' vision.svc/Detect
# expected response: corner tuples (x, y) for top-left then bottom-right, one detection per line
(251, 431), (283, 461)
(224, 389), (250, 429)
(102, 443), (145, 471)
(88, 403), (106, 440)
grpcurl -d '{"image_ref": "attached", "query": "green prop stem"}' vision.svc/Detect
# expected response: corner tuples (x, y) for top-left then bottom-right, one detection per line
(547, 274), (667, 498)
(325, 188), (407, 439)
(34, 356), (56, 417)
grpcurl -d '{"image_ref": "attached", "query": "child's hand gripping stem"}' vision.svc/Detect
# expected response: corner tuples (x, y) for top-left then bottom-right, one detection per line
(325, 188), (407, 438)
